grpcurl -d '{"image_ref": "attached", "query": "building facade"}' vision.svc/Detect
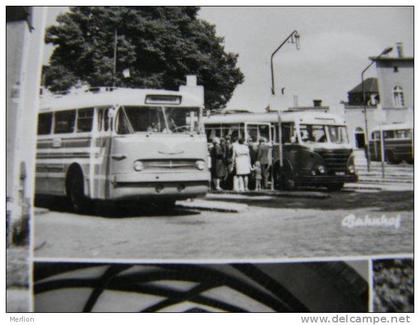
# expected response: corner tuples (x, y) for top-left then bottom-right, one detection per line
(343, 43), (413, 149)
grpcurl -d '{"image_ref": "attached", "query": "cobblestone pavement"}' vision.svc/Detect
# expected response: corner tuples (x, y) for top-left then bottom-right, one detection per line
(33, 190), (413, 260)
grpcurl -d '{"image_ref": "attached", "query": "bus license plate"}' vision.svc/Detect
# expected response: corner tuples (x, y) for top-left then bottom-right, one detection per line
(335, 172), (345, 176)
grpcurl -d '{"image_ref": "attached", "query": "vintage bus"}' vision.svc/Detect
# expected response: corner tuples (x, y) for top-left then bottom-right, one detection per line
(36, 76), (210, 211)
(369, 123), (413, 164)
(204, 110), (357, 191)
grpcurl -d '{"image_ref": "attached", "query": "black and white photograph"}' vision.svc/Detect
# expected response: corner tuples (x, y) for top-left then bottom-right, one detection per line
(5, 5), (414, 315)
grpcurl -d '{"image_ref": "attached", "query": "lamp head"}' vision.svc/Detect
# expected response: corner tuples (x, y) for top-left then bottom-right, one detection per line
(380, 47), (393, 56)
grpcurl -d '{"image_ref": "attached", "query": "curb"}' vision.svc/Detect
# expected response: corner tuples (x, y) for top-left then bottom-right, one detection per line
(208, 190), (330, 199)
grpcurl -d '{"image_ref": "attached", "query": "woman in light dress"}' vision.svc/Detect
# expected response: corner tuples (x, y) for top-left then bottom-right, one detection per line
(232, 137), (252, 192)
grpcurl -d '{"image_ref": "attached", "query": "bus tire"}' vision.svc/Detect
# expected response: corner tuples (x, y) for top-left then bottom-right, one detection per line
(283, 176), (296, 191)
(326, 183), (344, 192)
(273, 162), (296, 191)
(66, 166), (91, 213)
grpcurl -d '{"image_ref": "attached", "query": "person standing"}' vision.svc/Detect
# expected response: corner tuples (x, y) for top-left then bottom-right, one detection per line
(210, 137), (226, 191)
(253, 161), (262, 191)
(248, 136), (258, 190)
(232, 137), (251, 192)
(223, 135), (234, 190)
(256, 137), (272, 189)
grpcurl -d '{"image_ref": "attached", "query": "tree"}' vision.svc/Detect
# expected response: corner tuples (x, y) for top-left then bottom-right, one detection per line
(44, 7), (244, 110)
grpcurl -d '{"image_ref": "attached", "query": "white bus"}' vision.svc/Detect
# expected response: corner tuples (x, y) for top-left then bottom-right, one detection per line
(205, 110), (357, 191)
(36, 76), (210, 212)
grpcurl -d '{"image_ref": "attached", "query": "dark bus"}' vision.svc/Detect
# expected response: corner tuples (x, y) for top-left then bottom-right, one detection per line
(204, 111), (358, 191)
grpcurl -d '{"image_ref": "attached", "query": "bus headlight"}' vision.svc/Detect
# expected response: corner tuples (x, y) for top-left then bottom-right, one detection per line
(133, 160), (144, 172)
(318, 165), (326, 174)
(347, 163), (355, 174)
(311, 164), (326, 175)
(195, 160), (206, 170)
(346, 154), (356, 174)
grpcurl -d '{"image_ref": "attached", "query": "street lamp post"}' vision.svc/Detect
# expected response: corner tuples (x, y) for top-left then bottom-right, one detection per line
(361, 46), (393, 172)
(270, 30), (300, 95)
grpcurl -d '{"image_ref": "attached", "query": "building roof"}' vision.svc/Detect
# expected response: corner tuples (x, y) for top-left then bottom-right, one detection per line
(369, 56), (414, 62)
(40, 87), (204, 111)
(204, 111), (346, 126)
(348, 78), (378, 94)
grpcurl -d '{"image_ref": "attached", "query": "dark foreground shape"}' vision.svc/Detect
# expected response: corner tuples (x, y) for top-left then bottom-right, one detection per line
(34, 262), (368, 312)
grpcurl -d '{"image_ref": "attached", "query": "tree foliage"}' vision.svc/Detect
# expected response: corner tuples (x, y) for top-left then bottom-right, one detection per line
(44, 7), (244, 110)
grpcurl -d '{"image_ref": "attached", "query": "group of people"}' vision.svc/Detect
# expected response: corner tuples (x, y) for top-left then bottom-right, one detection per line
(209, 135), (272, 192)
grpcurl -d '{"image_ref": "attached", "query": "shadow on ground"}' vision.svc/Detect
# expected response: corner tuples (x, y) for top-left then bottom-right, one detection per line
(205, 191), (413, 212)
(35, 195), (200, 218)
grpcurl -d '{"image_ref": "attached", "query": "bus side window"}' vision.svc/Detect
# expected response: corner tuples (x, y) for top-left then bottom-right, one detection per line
(77, 108), (93, 132)
(271, 125), (277, 143)
(54, 110), (76, 134)
(37, 112), (52, 135)
(97, 109), (103, 131)
(206, 128), (216, 141)
(395, 129), (409, 139)
(372, 131), (379, 140)
(281, 123), (294, 143)
(105, 108), (112, 131)
(97, 108), (110, 132)
(247, 125), (258, 142)
(384, 130), (394, 139)
(258, 125), (270, 142)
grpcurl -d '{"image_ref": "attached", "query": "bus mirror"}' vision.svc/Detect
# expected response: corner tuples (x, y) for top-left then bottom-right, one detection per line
(108, 108), (116, 118)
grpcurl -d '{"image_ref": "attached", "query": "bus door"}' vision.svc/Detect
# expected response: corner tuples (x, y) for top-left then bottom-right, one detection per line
(244, 123), (272, 143)
(94, 106), (115, 199)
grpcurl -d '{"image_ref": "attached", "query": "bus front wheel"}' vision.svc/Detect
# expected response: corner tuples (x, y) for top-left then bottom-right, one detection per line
(274, 163), (296, 191)
(67, 168), (91, 213)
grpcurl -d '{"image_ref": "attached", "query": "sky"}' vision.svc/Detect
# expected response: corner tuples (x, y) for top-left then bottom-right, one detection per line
(44, 7), (414, 114)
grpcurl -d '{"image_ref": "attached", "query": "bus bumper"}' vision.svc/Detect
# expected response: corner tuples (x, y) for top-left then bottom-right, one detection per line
(109, 172), (210, 200)
(294, 174), (358, 186)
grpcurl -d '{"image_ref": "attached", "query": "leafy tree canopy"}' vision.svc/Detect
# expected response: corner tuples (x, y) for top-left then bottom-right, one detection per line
(44, 7), (244, 110)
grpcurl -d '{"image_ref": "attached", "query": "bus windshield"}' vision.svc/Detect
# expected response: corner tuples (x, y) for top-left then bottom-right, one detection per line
(299, 124), (348, 144)
(116, 106), (201, 134)
(328, 125), (349, 144)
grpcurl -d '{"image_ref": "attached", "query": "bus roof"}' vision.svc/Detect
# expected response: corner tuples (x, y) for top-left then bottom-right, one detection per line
(39, 87), (204, 112)
(370, 122), (413, 132)
(204, 111), (346, 126)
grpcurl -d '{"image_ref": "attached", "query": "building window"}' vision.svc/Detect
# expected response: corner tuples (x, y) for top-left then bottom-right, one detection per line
(393, 86), (405, 107)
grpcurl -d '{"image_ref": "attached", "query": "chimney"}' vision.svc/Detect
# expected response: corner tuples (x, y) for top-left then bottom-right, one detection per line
(396, 42), (404, 58)
(313, 99), (322, 107)
(186, 75), (197, 86)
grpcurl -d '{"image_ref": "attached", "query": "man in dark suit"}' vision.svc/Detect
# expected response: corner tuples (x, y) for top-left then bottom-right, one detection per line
(256, 137), (272, 189)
